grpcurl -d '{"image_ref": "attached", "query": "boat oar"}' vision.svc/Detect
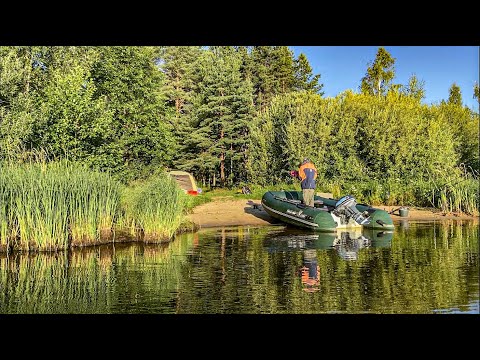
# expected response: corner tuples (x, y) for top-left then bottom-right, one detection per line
(388, 207), (401, 215)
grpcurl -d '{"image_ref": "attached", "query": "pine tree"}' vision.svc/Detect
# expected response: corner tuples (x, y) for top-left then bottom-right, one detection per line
(361, 47), (396, 96)
(159, 46), (203, 172)
(294, 53), (324, 94)
(448, 83), (462, 106)
(248, 46), (276, 110)
(235, 46), (251, 80)
(273, 46), (296, 94)
(160, 46), (201, 117)
(184, 47), (255, 187)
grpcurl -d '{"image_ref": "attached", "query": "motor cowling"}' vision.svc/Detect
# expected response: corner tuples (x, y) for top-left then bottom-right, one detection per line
(333, 195), (371, 225)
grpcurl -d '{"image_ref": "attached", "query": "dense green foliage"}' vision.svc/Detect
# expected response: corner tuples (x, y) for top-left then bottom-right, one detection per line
(0, 46), (174, 183)
(247, 91), (479, 213)
(1, 46), (477, 214)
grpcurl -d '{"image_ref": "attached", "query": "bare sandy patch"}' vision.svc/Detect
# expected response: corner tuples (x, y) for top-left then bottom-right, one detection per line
(186, 199), (478, 229)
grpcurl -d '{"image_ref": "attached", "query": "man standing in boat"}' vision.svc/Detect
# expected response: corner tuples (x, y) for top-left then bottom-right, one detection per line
(298, 158), (317, 207)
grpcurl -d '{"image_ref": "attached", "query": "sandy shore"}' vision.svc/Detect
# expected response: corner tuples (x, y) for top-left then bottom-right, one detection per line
(186, 197), (478, 229)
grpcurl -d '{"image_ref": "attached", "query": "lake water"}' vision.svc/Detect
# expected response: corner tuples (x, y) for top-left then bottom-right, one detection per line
(0, 220), (478, 314)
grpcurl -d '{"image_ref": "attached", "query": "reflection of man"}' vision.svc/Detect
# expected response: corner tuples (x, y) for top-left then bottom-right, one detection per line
(300, 249), (320, 292)
(193, 233), (199, 248)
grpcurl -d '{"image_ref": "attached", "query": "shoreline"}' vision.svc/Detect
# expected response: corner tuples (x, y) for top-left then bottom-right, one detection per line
(187, 198), (479, 229)
(1, 199), (476, 253)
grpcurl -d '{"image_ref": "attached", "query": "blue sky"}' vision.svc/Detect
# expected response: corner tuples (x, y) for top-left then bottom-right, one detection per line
(290, 46), (479, 111)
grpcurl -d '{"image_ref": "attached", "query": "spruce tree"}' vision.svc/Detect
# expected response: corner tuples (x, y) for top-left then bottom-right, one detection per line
(448, 83), (462, 106)
(294, 53), (324, 95)
(361, 47), (396, 96)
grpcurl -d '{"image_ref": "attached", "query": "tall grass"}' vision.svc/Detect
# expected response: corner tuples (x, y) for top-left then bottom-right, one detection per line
(0, 160), (120, 251)
(67, 165), (120, 246)
(0, 157), (194, 252)
(0, 170), (15, 251)
(121, 173), (189, 242)
(436, 179), (479, 216)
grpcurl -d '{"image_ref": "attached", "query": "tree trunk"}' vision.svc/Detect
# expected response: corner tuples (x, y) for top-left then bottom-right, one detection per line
(220, 90), (225, 186)
(220, 127), (225, 186)
(175, 74), (180, 115)
(230, 143), (233, 186)
(24, 48), (31, 95)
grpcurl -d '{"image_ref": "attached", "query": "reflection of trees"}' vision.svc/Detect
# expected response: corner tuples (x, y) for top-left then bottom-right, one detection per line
(176, 222), (478, 313)
(0, 221), (477, 314)
(0, 234), (194, 313)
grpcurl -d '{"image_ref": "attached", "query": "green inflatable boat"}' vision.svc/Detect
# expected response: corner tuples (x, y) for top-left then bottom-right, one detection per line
(261, 190), (394, 232)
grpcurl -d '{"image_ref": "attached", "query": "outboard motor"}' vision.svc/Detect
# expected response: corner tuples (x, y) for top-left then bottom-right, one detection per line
(333, 195), (371, 225)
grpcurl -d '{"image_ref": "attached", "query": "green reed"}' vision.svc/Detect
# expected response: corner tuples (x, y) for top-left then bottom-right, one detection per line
(0, 160), (121, 251)
(67, 165), (120, 246)
(436, 179), (478, 216)
(0, 169), (13, 250)
(122, 173), (189, 242)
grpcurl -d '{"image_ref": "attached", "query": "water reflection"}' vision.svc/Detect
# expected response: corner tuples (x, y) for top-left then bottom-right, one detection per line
(265, 229), (393, 261)
(0, 221), (477, 314)
(334, 231), (370, 261)
(300, 249), (320, 292)
(265, 229), (394, 292)
(399, 219), (409, 230)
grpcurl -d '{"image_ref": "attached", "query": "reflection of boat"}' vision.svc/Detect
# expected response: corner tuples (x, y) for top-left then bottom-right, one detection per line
(261, 191), (394, 232)
(265, 228), (394, 260)
(362, 228), (394, 248)
(333, 230), (370, 260)
(264, 229), (334, 251)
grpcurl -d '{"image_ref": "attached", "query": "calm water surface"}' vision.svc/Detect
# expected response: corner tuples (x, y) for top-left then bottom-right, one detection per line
(0, 220), (478, 314)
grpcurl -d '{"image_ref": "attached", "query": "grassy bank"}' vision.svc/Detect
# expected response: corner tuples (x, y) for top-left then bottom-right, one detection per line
(0, 160), (120, 251)
(321, 176), (479, 216)
(118, 173), (190, 242)
(1, 158), (477, 253)
(0, 160), (192, 252)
